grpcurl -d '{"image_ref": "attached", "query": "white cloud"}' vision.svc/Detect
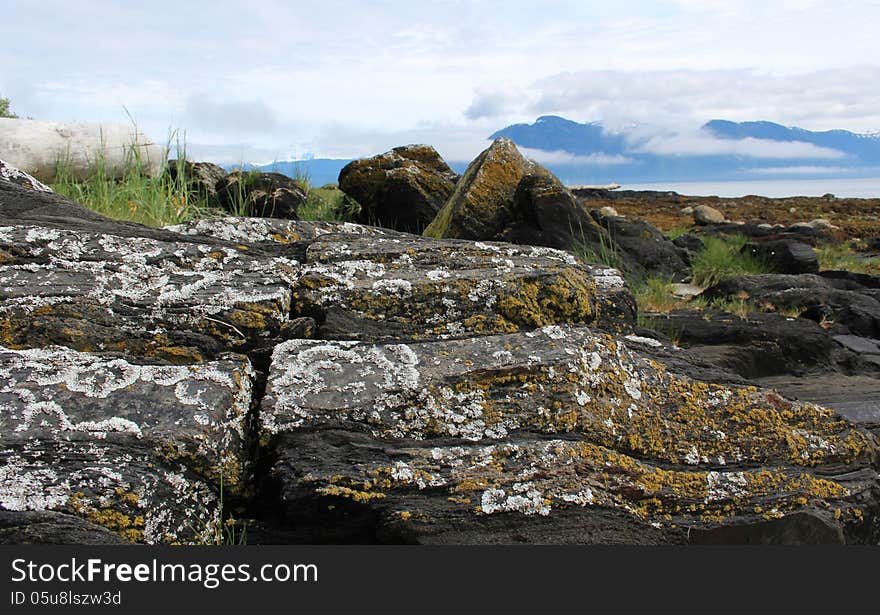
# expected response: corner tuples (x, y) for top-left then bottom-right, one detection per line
(747, 166), (853, 175)
(2, 1), (879, 164)
(183, 97), (281, 136)
(634, 132), (848, 159)
(520, 148), (632, 165)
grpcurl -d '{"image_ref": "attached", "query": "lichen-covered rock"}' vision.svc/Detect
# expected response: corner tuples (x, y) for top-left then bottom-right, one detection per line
(338, 145), (458, 234)
(166, 217), (406, 244)
(424, 138), (533, 240)
(0, 159), (53, 193)
(217, 170), (306, 219)
(262, 325), (879, 544)
(498, 172), (612, 253)
(0, 345), (254, 543)
(0, 223), (301, 361)
(291, 234), (635, 341)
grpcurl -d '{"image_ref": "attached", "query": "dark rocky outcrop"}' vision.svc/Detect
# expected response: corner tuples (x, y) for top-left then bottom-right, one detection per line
(703, 274), (880, 339)
(2, 160), (879, 545)
(591, 210), (691, 281)
(338, 145), (458, 234)
(741, 239), (819, 274)
(424, 138), (533, 240)
(167, 159), (228, 207)
(217, 170), (306, 219)
(640, 309), (837, 378)
(0, 511), (128, 544)
(497, 172), (610, 254)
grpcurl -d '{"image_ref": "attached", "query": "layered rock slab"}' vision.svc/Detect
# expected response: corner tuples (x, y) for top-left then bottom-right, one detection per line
(0, 345), (254, 543)
(262, 326), (878, 544)
(291, 234), (636, 341)
(0, 223), (300, 361)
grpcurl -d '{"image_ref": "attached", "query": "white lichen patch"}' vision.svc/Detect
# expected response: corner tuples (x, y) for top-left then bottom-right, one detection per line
(0, 225), (297, 342)
(0, 345), (254, 494)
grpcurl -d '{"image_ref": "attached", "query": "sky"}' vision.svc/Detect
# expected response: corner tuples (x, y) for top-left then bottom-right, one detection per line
(2, 0), (879, 164)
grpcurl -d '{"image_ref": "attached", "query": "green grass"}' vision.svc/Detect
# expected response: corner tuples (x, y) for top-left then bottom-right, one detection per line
(690, 234), (773, 287)
(816, 243), (880, 275)
(49, 139), (358, 227)
(571, 219), (625, 271)
(51, 135), (214, 227)
(664, 226), (690, 240)
(632, 277), (687, 313)
(298, 184), (358, 222)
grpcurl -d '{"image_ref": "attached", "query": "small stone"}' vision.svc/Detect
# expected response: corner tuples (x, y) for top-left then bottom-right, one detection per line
(692, 204), (725, 225)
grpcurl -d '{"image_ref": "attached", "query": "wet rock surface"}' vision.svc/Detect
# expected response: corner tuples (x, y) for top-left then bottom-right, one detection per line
(2, 161), (879, 545)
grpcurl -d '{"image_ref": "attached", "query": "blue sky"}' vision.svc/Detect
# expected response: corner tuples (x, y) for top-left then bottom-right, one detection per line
(2, 0), (879, 163)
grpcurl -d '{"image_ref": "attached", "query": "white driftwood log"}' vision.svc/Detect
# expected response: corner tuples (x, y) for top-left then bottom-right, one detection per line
(0, 118), (165, 182)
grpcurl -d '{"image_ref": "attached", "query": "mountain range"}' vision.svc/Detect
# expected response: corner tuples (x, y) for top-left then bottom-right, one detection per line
(251, 116), (880, 186)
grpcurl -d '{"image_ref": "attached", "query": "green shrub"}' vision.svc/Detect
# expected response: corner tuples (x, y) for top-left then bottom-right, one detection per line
(0, 96), (18, 118)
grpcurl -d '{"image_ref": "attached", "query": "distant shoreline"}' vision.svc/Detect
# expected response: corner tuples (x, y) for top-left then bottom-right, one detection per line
(597, 177), (880, 199)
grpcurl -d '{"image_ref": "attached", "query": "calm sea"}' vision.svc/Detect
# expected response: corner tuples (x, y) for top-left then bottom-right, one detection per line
(616, 177), (880, 199)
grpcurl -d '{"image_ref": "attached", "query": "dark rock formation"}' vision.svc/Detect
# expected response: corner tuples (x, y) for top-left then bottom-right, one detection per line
(591, 210), (691, 281)
(741, 239), (819, 274)
(424, 138), (533, 240)
(703, 274), (880, 339)
(217, 170), (305, 219)
(0, 511), (127, 544)
(166, 159), (228, 207)
(640, 309), (836, 378)
(497, 172), (610, 254)
(338, 145), (457, 234)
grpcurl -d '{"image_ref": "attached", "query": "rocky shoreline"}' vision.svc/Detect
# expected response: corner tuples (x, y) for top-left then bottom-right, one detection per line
(1, 141), (879, 545)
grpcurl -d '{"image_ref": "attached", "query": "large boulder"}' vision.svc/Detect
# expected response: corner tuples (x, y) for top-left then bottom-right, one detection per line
(262, 326), (878, 544)
(498, 172), (611, 254)
(216, 170), (306, 219)
(0, 118), (165, 182)
(424, 138), (533, 240)
(741, 239), (819, 274)
(693, 204), (725, 225)
(338, 145), (457, 234)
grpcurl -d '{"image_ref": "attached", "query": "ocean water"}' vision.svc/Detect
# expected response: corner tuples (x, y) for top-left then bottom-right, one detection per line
(615, 177), (880, 199)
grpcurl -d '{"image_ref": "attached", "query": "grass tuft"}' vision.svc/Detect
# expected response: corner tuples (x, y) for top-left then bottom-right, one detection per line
(690, 234), (772, 287)
(51, 131), (213, 227)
